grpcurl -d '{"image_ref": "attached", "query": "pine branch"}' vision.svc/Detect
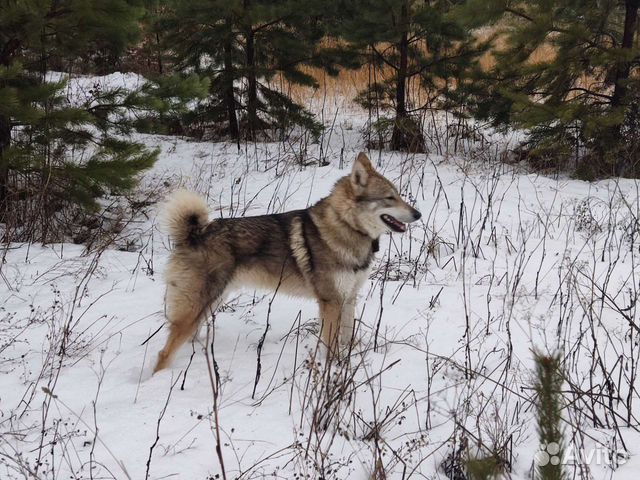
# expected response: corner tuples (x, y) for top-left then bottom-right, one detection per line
(371, 44), (399, 71)
(533, 352), (566, 480)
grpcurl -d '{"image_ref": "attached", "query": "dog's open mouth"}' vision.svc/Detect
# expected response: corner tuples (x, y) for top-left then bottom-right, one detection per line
(380, 214), (406, 233)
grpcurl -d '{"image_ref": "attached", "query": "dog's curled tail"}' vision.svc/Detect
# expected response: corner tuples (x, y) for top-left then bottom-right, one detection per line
(161, 190), (209, 247)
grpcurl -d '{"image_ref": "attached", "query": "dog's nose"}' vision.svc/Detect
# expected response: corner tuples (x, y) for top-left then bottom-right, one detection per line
(413, 209), (422, 220)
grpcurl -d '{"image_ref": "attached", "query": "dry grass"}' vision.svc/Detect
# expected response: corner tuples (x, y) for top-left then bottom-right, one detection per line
(284, 65), (381, 106)
(476, 25), (557, 71)
(284, 63), (444, 111)
(283, 26), (560, 108)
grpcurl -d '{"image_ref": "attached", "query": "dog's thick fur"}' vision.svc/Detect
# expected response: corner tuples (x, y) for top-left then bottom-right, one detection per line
(154, 153), (421, 372)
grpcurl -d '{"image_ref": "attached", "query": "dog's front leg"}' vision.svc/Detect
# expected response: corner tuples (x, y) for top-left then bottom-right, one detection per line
(319, 300), (342, 355)
(340, 298), (357, 346)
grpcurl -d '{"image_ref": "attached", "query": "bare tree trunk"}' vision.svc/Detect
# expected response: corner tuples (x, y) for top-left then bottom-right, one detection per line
(612, 0), (639, 109)
(396, 25), (408, 121)
(246, 27), (258, 140)
(390, 3), (409, 151)
(0, 39), (19, 218)
(155, 32), (163, 75)
(243, 0), (258, 140)
(0, 115), (10, 219)
(389, 2), (424, 153)
(612, 0), (640, 175)
(223, 19), (239, 140)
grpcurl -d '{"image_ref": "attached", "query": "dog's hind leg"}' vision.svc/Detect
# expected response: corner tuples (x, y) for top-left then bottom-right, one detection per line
(154, 287), (208, 373)
(154, 268), (230, 373)
(154, 307), (205, 372)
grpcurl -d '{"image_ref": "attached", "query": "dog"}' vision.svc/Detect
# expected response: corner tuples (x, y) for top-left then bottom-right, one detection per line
(153, 152), (421, 372)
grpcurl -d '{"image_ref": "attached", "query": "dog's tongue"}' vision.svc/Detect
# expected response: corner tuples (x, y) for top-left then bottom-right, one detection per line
(382, 214), (406, 232)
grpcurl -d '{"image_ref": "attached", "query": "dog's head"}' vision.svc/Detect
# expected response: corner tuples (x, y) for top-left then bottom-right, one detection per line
(346, 152), (421, 237)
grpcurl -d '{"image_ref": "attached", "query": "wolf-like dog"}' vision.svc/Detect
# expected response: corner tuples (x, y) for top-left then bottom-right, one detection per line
(153, 152), (421, 372)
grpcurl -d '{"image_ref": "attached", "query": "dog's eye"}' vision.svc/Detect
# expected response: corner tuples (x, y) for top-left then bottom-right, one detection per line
(385, 196), (394, 200)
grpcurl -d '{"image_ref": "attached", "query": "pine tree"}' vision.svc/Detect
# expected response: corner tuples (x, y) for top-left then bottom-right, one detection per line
(0, 1), (196, 241)
(131, 70), (211, 135)
(465, 456), (502, 480)
(458, 0), (640, 178)
(135, 0), (170, 75)
(334, 0), (475, 152)
(533, 352), (565, 480)
(159, 0), (326, 141)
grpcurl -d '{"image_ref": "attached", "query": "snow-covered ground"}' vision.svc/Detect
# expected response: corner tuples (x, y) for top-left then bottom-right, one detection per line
(2, 75), (640, 480)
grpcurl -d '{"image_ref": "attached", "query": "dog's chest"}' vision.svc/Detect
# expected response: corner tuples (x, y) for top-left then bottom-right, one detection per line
(331, 240), (378, 272)
(333, 268), (369, 297)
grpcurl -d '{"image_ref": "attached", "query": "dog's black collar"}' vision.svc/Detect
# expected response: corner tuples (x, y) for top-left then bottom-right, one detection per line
(352, 237), (380, 272)
(325, 204), (379, 267)
(350, 226), (379, 254)
(336, 213), (379, 255)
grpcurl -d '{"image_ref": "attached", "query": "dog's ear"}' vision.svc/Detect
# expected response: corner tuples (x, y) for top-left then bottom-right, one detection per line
(351, 152), (373, 187)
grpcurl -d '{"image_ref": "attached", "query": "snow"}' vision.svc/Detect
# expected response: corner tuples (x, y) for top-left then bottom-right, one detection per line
(47, 71), (147, 102)
(2, 74), (640, 480)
